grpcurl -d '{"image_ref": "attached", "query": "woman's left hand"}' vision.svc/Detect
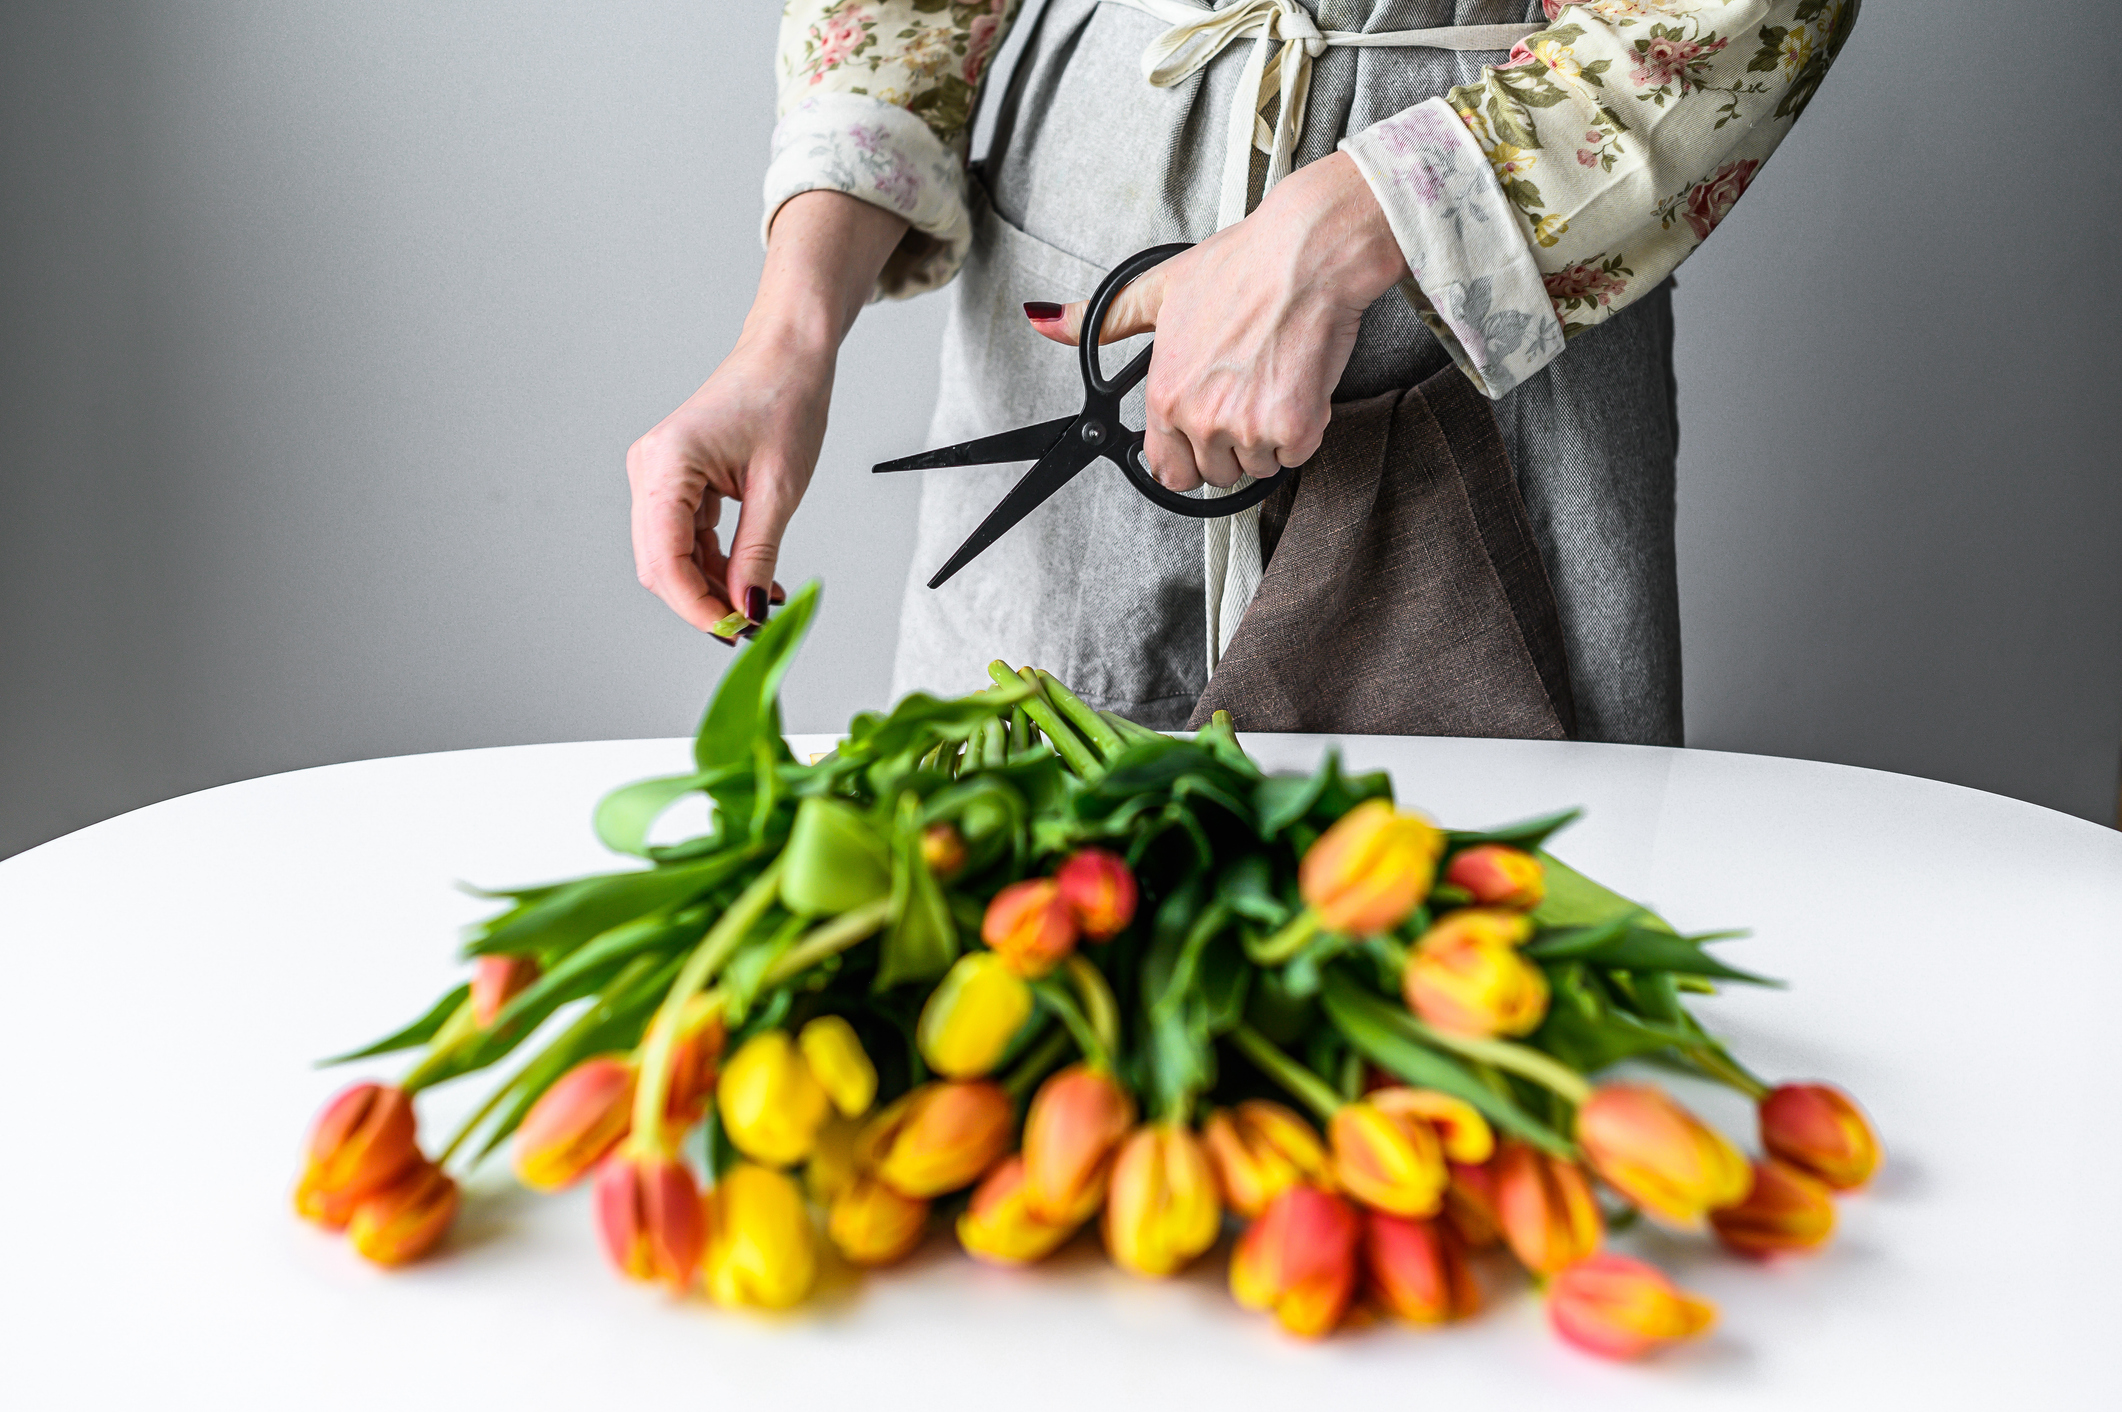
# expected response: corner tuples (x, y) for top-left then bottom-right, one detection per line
(1027, 151), (1408, 491)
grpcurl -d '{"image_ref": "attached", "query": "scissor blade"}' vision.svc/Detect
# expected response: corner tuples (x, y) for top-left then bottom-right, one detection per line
(927, 436), (1098, 589)
(873, 415), (1076, 474)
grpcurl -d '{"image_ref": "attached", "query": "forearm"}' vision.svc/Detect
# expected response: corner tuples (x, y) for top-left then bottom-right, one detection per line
(749, 191), (910, 357)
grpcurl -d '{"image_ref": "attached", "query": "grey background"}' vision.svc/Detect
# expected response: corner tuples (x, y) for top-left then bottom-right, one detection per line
(4, 0), (2117, 860)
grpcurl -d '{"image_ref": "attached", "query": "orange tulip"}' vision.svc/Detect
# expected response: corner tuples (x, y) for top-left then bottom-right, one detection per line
(958, 1155), (1082, 1265)
(470, 954), (540, 1027)
(1369, 1088), (1494, 1165)
(982, 878), (1080, 978)
(347, 1160), (459, 1267)
(1299, 799), (1445, 935)
(920, 822), (969, 879)
(703, 1162), (817, 1308)
(1104, 1122), (1221, 1277)
(1202, 1100), (1331, 1219)
(1230, 1184), (1360, 1338)
(1494, 1141), (1602, 1275)
(1054, 849), (1137, 940)
(514, 1055), (636, 1192)
(1403, 924), (1548, 1038)
(1443, 1160), (1503, 1250)
(1362, 1210), (1480, 1324)
(1548, 1253), (1716, 1360)
(859, 1081), (1014, 1198)
(295, 1082), (420, 1228)
(593, 1148), (705, 1289)
(664, 997), (726, 1127)
(1329, 1099), (1446, 1217)
(1022, 1065), (1135, 1223)
(1759, 1082), (1882, 1190)
(1577, 1084), (1751, 1226)
(1711, 1159), (1836, 1258)
(1419, 906), (1535, 950)
(1443, 845), (1546, 910)
(827, 1174), (931, 1266)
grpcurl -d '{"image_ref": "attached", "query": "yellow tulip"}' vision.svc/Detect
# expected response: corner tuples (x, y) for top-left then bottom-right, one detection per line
(798, 1015), (877, 1118)
(703, 1163), (817, 1309)
(916, 952), (1033, 1079)
(717, 1029), (831, 1167)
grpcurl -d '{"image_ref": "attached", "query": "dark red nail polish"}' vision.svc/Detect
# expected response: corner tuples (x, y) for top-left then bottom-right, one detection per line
(1024, 301), (1064, 323)
(745, 586), (767, 623)
(711, 632), (736, 648)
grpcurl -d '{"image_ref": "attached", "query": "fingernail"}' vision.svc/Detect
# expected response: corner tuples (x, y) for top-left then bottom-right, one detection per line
(711, 633), (736, 648)
(744, 587), (767, 623)
(1024, 302), (1064, 323)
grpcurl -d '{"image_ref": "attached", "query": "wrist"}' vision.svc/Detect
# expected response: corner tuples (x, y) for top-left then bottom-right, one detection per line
(1275, 151), (1409, 304)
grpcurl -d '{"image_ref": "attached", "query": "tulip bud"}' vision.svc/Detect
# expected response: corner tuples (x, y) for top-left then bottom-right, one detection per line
(593, 1148), (705, 1289)
(1368, 1088), (1494, 1165)
(798, 1015), (877, 1118)
(703, 1162), (817, 1309)
(920, 822), (969, 879)
(514, 1055), (636, 1192)
(470, 954), (540, 1027)
(1710, 1159), (1836, 1258)
(347, 1160), (459, 1267)
(1103, 1122), (1222, 1277)
(916, 951), (1034, 1079)
(1443, 1160), (1502, 1250)
(859, 1081), (1014, 1198)
(958, 1155), (1081, 1264)
(1759, 1082), (1882, 1190)
(1494, 1141), (1602, 1275)
(664, 996), (725, 1127)
(1202, 1100), (1331, 1219)
(1022, 1065), (1136, 1224)
(827, 1174), (930, 1267)
(1403, 926), (1548, 1039)
(1054, 849), (1137, 940)
(1576, 1084), (1751, 1226)
(1298, 799), (1444, 935)
(1229, 1184), (1360, 1338)
(780, 796), (891, 915)
(1362, 1210), (1480, 1324)
(717, 1029), (831, 1167)
(294, 1082), (420, 1227)
(1443, 845), (1546, 910)
(1329, 1099), (1447, 1218)
(1548, 1253), (1716, 1360)
(982, 878), (1080, 978)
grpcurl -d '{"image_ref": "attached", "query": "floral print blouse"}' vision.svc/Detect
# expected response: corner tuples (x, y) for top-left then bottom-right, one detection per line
(764, 0), (1856, 398)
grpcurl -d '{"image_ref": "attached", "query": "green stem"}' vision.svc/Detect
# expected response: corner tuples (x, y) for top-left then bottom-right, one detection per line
(1000, 1026), (1075, 1103)
(1098, 709), (1165, 745)
(1682, 1043), (1771, 1101)
(1229, 1023), (1343, 1125)
(1030, 977), (1108, 1070)
(398, 996), (482, 1094)
(1397, 1017), (1593, 1105)
(1063, 955), (1121, 1059)
(760, 897), (892, 987)
(1251, 907), (1323, 965)
(989, 661), (1101, 776)
(1036, 670), (1129, 760)
(980, 716), (1006, 766)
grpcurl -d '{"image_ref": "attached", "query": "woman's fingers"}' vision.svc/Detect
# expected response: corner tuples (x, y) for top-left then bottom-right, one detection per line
(1143, 420), (1202, 493)
(629, 457), (735, 636)
(1025, 263), (1170, 347)
(722, 465), (802, 629)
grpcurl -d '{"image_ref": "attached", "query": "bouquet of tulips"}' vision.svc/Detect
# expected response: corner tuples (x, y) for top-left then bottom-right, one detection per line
(295, 583), (1881, 1360)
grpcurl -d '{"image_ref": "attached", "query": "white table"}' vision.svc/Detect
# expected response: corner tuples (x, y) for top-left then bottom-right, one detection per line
(4, 734), (2116, 1409)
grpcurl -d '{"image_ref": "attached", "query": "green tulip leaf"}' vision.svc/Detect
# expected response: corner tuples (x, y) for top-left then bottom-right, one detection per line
(694, 580), (821, 775)
(780, 796), (892, 916)
(320, 984), (471, 1065)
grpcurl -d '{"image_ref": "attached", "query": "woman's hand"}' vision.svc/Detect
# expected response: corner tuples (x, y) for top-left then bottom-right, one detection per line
(628, 192), (907, 639)
(1027, 152), (1407, 490)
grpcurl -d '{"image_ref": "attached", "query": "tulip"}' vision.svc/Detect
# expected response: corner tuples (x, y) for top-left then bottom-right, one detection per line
(514, 1055), (636, 1192)
(703, 1162), (817, 1309)
(1202, 1100), (1331, 1219)
(1055, 849), (1137, 940)
(1103, 1122), (1222, 1277)
(1022, 1065), (1136, 1223)
(916, 952), (1034, 1079)
(1711, 1159), (1836, 1258)
(958, 1156), (1082, 1264)
(593, 1148), (706, 1289)
(982, 878), (1079, 978)
(1548, 1253), (1716, 1360)
(294, 1082), (420, 1227)
(1362, 1210), (1480, 1324)
(1329, 1099), (1447, 1217)
(1443, 1160), (1502, 1250)
(859, 1081), (1014, 1198)
(827, 1174), (931, 1267)
(347, 1160), (459, 1267)
(798, 1015), (877, 1118)
(1494, 1141), (1602, 1275)
(1576, 1084), (1751, 1226)
(1230, 1184), (1361, 1338)
(717, 1029), (831, 1167)
(1298, 798), (1444, 935)
(1443, 845), (1546, 910)
(664, 996), (726, 1127)
(920, 822), (969, 879)
(1403, 927), (1548, 1038)
(470, 954), (540, 1027)
(1369, 1088), (1494, 1165)
(1759, 1082), (1882, 1190)
(1419, 906), (1535, 950)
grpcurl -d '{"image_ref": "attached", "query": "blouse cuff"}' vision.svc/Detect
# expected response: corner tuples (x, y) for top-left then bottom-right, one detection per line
(1339, 97), (1565, 400)
(762, 94), (973, 302)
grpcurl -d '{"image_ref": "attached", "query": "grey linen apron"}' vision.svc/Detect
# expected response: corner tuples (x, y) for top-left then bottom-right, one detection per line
(888, 0), (1682, 744)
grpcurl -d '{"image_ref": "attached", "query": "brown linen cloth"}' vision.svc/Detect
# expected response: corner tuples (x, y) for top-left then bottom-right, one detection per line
(1187, 367), (1576, 740)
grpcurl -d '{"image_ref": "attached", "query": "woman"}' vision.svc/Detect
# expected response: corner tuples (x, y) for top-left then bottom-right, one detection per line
(627, 0), (1855, 739)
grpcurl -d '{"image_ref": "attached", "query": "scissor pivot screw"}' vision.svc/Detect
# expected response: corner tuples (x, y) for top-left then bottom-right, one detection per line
(1079, 421), (1107, 446)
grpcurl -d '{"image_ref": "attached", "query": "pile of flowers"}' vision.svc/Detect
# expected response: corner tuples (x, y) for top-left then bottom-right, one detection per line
(295, 583), (1880, 1359)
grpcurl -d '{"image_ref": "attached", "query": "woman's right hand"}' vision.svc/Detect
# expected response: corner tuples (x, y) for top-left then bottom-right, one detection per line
(627, 191), (909, 640)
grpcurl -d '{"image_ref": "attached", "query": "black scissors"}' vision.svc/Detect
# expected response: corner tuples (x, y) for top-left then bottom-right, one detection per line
(874, 243), (1292, 589)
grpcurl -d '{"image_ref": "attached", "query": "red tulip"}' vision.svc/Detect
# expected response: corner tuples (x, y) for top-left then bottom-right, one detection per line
(1710, 1159), (1836, 1258)
(1022, 1065), (1135, 1224)
(1548, 1253), (1716, 1360)
(983, 879), (1080, 978)
(347, 1160), (459, 1267)
(1055, 849), (1137, 940)
(294, 1082), (420, 1228)
(1362, 1210), (1480, 1324)
(1494, 1141), (1601, 1276)
(514, 1055), (636, 1192)
(1229, 1184), (1361, 1338)
(1443, 845), (1545, 909)
(593, 1148), (705, 1289)
(1759, 1082), (1882, 1190)
(470, 954), (540, 1027)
